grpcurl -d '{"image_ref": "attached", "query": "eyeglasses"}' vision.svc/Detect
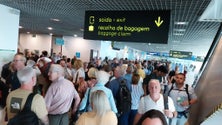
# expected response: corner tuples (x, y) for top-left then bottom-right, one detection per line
(13, 60), (23, 62)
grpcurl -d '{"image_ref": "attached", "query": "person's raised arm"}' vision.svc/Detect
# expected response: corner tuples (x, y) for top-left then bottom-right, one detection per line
(72, 92), (81, 114)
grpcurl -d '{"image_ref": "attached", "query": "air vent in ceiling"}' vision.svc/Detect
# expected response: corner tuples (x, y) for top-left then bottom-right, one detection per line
(199, 0), (222, 22)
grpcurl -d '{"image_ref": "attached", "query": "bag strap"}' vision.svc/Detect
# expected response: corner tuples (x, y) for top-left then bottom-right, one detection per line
(168, 83), (174, 96)
(75, 72), (79, 84)
(85, 88), (91, 111)
(163, 94), (169, 110)
(185, 84), (191, 105)
(168, 83), (191, 105)
(24, 93), (36, 110)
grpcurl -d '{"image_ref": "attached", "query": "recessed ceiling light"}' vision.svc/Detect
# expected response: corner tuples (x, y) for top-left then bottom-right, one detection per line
(174, 22), (189, 25)
(74, 34), (78, 37)
(50, 18), (60, 22)
(49, 33), (53, 36)
(47, 27), (53, 30)
(27, 32), (30, 34)
(19, 26), (23, 28)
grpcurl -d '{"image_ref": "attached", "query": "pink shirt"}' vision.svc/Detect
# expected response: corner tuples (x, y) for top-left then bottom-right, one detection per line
(45, 77), (78, 114)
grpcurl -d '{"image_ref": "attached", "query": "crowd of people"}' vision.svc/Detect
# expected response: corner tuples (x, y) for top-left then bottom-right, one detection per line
(0, 50), (197, 125)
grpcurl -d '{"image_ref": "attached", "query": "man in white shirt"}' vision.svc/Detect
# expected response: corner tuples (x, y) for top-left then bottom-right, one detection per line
(134, 79), (176, 125)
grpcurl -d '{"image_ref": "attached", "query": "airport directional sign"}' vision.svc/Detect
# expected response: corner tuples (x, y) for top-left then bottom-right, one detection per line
(84, 10), (170, 44)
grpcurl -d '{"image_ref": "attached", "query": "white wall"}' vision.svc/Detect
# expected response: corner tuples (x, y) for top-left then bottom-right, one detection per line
(61, 36), (101, 62)
(19, 34), (52, 56)
(18, 34), (101, 62)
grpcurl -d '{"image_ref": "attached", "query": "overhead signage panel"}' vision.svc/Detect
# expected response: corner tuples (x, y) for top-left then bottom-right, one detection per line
(84, 10), (170, 44)
(55, 38), (64, 45)
(169, 50), (192, 59)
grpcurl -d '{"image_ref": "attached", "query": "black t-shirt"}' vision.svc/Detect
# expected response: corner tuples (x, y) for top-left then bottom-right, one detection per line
(143, 72), (162, 85)
(168, 70), (176, 83)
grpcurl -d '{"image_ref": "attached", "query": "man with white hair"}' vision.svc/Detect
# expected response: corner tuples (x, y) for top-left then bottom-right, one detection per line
(79, 70), (117, 114)
(133, 79), (176, 125)
(44, 64), (80, 125)
(90, 70), (117, 113)
(6, 66), (49, 125)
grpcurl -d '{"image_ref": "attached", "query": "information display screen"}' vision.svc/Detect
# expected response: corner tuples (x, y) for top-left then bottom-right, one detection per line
(169, 50), (192, 59)
(55, 38), (64, 45)
(84, 10), (170, 44)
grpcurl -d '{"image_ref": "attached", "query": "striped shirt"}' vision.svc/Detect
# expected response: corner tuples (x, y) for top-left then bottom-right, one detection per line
(131, 79), (144, 109)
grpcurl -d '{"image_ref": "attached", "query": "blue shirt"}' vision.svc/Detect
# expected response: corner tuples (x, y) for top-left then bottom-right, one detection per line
(124, 74), (132, 84)
(80, 83), (118, 113)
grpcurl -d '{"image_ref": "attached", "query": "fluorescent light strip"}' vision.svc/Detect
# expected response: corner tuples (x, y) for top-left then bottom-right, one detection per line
(173, 33), (184, 35)
(174, 22), (189, 25)
(50, 18), (60, 22)
(174, 29), (186, 32)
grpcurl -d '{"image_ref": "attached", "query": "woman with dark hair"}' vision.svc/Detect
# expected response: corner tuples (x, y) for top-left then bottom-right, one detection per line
(129, 73), (144, 125)
(136, 109), (168, 125)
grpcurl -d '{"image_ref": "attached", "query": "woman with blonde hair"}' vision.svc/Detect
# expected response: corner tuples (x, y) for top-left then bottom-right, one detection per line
(76, 90), (117, 125)
(72, 59), (86, 98)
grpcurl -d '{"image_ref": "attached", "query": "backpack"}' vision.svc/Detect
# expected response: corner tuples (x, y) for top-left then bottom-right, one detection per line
(116, 79), (131, 115)
(8, 93), (39, 125)
(0, 79), (9, 107)
(168, 84), (191, 104)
